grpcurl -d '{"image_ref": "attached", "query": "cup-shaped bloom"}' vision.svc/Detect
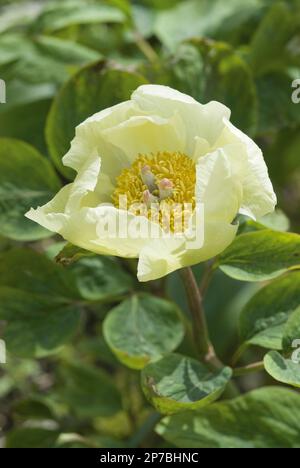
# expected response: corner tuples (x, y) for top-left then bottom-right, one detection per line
(26, 85), (276, 281)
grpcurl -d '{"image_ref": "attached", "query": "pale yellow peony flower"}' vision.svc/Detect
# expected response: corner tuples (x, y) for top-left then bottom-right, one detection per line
(26, 85), (276, 281)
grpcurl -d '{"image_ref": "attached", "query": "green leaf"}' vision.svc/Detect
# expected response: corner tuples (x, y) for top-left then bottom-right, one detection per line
(55, 243), (134, 302)
(256, 73), (300, 135)
(46, 60), (148, 178)
(139, 44), (206, 103)
(13, 398), (54, 421)
(266, 127), (300, 187)
(248, 2), (298, 76)
(59, 363), (122, 418)
(282, 305), (300, 353)
(0, 248), (88, 357)
(0, 98), (52, 154)
(0, 33), (100, 87)
(0, 248), (78, 299)
(0, 287), (81, 358)
(219, 230), (300, 282)
(0, 138), (61, 241)
(141, 353), (232, 415)
(238, 209), (290, 234)
(264, 351), (300, 388)
(31, 0), (125, 33)
(240, 272), (300, 350)
(157, 387), (300, 448)
(6, 428), (60, 449)
(154, 0), (265, 50)
(0, 2), (41, 34)
(33, 35), (100, 72)
(191, 38), (258, 135)
(103, 295), (184, 370)
(69, 255), (134, 302)
(55, 243), (94, 266)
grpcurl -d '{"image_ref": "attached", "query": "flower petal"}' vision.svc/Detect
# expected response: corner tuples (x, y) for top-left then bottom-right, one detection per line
(132, 85), (231, 155)
(137, 220), (237, 282)
(63, 101), (135, 181)
(25, 184), (71, 233)
(102, 113), (186, 159)
(215, 119), (277, 219)
(195, 145), (244, 223)
(137, 237), (186, 282)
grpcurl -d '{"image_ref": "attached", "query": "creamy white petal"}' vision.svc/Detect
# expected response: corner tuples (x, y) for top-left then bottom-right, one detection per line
(25, 184), (72, 233)
(102, 113), (186, 159)
(61, 101), (136, 199)
(132, 85), (231, 155)
(137, 219), (237, 282)
(64, 150), (101, 212)
(181, 220), (238, 270)
(137, 237), (186, 282)
(63, 101), (134, 173)
(92, 205), (166, 258)
(192, 136), (210, 161)
(195, 145), (244, 223)
(214, 119), (277, 219)
(51, 204), (169, 259)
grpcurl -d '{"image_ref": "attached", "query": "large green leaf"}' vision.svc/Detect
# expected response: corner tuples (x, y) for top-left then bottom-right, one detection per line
(256, 73), (300, 135)
(0, 33), (100, 86)
(0, 287), (81, 358)
(0, 138), (61, 240)
(103, 295), (184, 369)
(68, 255), (134, 303)
(0, 248), (79, 299)
(0, 97), (52, 154)
(282, 305), (300, 353)
(238, 209), (290, 235)
(12, 398), (54, 421)
(248, 2), (298, 76)
(157, 387), (300, 448)
(141, 353), (232, 415)
(240, 272), (300, 350)
(46, 60), (148, 178)
(0, 2), (41, 34)
(189, 38), (258, 135)
(264, 351), (300, 388)
(219, 230), (300, 282)
(154, 0), (265, 50)
(54, 243), (134, 303)
(0, 248), (85, 358)
(6, 428), (60, 449)
(59, 363), (122, 418)
(266, 127), (300, 187)
(31, 0), (125, 33)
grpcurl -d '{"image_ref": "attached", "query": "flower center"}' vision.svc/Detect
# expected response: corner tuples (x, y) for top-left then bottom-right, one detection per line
(112, 151), (196, 231)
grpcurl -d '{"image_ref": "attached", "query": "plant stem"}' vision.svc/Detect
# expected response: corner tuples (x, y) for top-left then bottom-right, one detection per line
(199, 259), (216, 296)
(133, 30), (159, 63)
(233, 361), (264, 377)
(180, 267), (221, 366)
(180, 267), (241, 398)
(231, 343), (249, 367)
(128, 412), (161, 448)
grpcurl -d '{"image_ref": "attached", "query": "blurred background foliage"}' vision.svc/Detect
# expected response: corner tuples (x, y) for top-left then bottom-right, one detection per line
(0, 0), (299, 448)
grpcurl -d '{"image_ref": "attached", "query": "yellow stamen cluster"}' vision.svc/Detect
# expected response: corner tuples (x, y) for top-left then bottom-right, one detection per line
(112, 151), (196, 231)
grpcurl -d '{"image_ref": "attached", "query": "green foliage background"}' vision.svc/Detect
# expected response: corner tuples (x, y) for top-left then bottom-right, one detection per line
(0, 0), (300, 448)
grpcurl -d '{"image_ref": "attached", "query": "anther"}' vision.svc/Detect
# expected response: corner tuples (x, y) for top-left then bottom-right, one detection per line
(143, 190), (159, 208)
(158, 178), (174, 200)
(141, 165), (157, 192)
